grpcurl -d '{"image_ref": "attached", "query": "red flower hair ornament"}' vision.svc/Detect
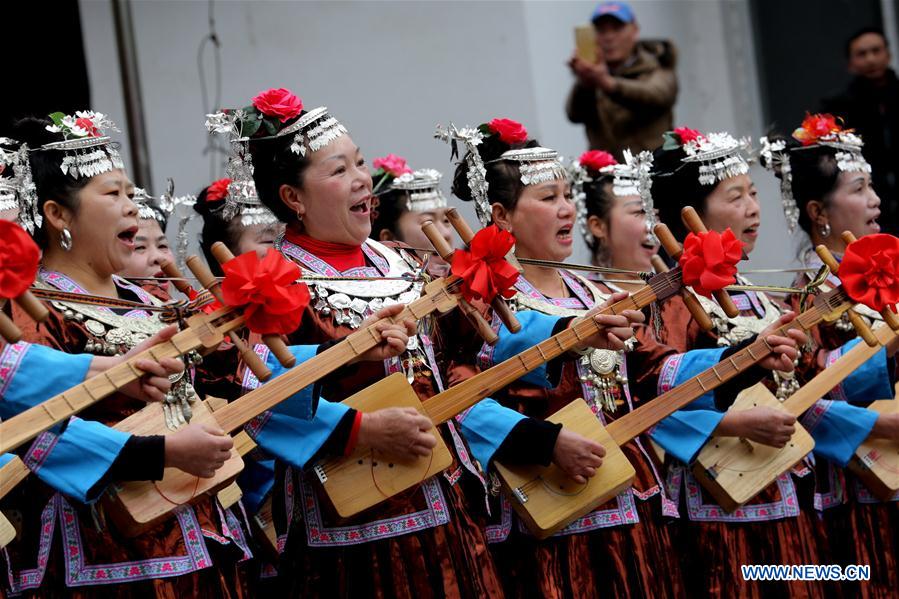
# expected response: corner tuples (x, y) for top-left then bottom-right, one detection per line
(838, 234), (899, 313)
(206, 178), (232, 203)
(485, 118), (529, 145)
(451, 225), (520, 304)
(679, 228), (744, 298)
(673, 127), (703, 144)
(792, 113), (843, 146)
(0, 220), (40, 299)
(579, 150), (618, 172)
(221, 249), (310, 335)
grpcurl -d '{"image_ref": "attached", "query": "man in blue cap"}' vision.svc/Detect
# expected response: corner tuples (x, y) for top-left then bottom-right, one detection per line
(566, 1), (678, 159)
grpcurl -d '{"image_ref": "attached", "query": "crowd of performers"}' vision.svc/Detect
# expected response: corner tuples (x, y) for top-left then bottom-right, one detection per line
(0, 87), (897, 599)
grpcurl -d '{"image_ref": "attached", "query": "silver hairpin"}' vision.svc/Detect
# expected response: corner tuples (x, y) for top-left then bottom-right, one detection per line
(681, 132), (751, 186)
(435, 123), (491, 226)
(499, 147), (567, 186)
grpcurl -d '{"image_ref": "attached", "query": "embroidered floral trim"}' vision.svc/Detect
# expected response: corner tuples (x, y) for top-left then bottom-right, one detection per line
(0, 341), (29, 397)
(823, 347), (848, 402)
(853, 476), (899, 504)
(23, 430), (59, 472)
(799, 399), (830, 434)
(683, 469), (799, 521)
(3, 495), (57, 592)
(59, 498), (212, 586)
(813, 461), (846, 511)
(485, 494), (514, 543)
(300, 475), (449, 546)
(527, 490), (640, 537)
(657, 354), (683, 394)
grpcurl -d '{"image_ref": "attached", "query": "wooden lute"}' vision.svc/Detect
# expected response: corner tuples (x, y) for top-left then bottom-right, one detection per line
(315, 206), (724, 518)
(492, 219), (890, 538)
(103, 221), (521, 534)
(850, 385), (899, 500)
(692, 230), (899, 511)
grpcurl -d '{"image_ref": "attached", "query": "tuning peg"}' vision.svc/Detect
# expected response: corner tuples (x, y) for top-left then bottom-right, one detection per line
(185, 252), (273, 380)
(840, 231), (899, 331)
(653, 223), (714, 331)
(0, 308), (21, 343)
(680, 207), (739, 318)
(160, 260), (193, 296)
(443, 208), (521, 333)
(209, 243), (296, 368)
(422, 220), (499, 345)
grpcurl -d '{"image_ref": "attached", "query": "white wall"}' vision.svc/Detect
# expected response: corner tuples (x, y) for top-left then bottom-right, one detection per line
(79, 0), (801, 286)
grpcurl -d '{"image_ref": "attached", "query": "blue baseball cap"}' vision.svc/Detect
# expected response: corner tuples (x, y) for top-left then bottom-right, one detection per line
(591, 2), (635, 24)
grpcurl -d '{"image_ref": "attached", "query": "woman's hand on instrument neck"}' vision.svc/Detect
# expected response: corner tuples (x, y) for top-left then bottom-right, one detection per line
(350, 305), (418, 364)
(756, 312), (808, 372)
(553, 428), (606, 484)
(868, 412), (899, 441)
(165, 423), (234, 478)
(356, 407), (437, 458)
(570, 291), (643, 353)
(90, 325), (186, 403)
(714, 406), (796, 447)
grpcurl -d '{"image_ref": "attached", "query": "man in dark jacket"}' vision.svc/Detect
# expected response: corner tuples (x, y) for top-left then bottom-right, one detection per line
(821, 27), (899, 235)
(566, 1), (678, 159)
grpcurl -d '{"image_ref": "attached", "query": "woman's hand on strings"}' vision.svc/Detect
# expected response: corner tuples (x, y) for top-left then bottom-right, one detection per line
(715, 406), (796, 448)
(357, 407), (437, 458)
(570, 291), (643, 353)
(165, 423), (234, 478)
(352, 304), (418, 363)
(106, 325), (186, 403)
(756, 312), (808, 372)
(553, 428), (606, 484)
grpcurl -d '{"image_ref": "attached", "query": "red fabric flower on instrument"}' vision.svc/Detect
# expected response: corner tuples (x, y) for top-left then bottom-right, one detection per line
(679, 228), (743, 298)
(0, 220), (40, 299)
(206, 178), (231, 203)
(839, 234), (899, 313)
(450, 225), (520, 303)
(221, 249), (310, 335)
(579, 150), (617, 172)
(792, 113), (842, 146)
(486, 118), (529, 145)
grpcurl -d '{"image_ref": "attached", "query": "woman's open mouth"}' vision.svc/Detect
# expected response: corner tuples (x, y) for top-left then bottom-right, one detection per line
(349, 196), (371, 216)
(867, 213), (881, 232)
(556, 224), (573, 244)
(117, 226), (138, 249)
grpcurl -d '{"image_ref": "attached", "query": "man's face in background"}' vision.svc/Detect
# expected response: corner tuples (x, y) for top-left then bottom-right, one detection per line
(848, 32), (891, 81)
(594, 16), (639, 65)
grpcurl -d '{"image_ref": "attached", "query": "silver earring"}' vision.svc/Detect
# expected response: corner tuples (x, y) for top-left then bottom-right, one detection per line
(60, 228), (73, 251)
(819, 222), (831, 238)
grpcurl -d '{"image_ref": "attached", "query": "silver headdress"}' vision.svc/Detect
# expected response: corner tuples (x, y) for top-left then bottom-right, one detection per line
(604, 150), (658, 244)
(204, 112), (279, 227)
(275, 106), (347, 157)
(499, 147), (567, 186)
(40, 111), (124, 179)
(759, 136), (799, 234)
(567, 158), (593, 245)
(390, 169), (448, 213)
(813, 131), (871, 175)
(435, 123), (490, 225)
(681, 132), (751, 186)
(0, 138), (40, 233)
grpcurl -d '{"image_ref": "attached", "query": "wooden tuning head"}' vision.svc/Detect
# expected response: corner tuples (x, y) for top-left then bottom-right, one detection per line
(442, 209), (521, 334)
(420, 219), (500, 344)
(0, 306), (22, 344)
(815, 239), (878, 345)
(160, 260), (193, 296)
(681, 206), (740, 318)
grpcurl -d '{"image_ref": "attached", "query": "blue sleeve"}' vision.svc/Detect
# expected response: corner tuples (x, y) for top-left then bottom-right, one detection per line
(800, 399), (879, 466)
(0, 453), (13, 467)
(823, 339), (894, 403)
(241, 343), (320, 421)
(649, 348), (728, 464)
(456, 398), (527, 468)
(26, 417), (130, 504)
(246, 398), (349, 470)
(236, 456), (276, 515)
(0, 342), (92, 420)
(481, 310), (563, 388)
